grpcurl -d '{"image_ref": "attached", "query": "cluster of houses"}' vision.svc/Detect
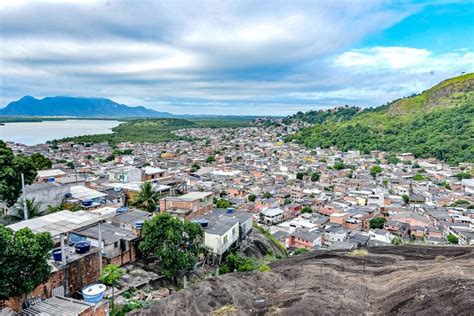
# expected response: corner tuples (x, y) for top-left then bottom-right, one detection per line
(1, 122), (474, 314)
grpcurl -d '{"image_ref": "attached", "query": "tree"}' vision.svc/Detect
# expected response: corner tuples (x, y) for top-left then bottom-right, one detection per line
(310, 172), (320, 182)
(370, 217), (386, 229)
(139, 213), (204, 279)
(30, 153), (52, 170)
(14, 198), (43, 220)
(219, 253), (256, 274)
(413, 173), (425, 181)
(215, 199), (231, 209)
(247, 194), (256, 202)
(387, 155), (400, 165)
(301, 206), (313, 214)
(454, 172), (471, 180)
(333, 162), (346, 170)
(206, 155), (216, 163)
(0, 141), (37, 206)
(263, 192), (273, 199)
(190, 163), (201, 173)
(0, 226), (53, 300)
(132, 182), (161, 212)
(296, 172), (304, 180)
(100, 264), (125, 310)
(370, 165), (382, 178)
(447, 234), (458, 244)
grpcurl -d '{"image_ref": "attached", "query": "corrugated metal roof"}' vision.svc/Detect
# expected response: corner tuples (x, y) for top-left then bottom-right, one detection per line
(19, 296), (93, 316)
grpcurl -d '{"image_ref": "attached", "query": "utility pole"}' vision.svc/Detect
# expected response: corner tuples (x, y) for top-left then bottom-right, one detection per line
(98, 221), (103, 275)
(21, 173), (28, 220)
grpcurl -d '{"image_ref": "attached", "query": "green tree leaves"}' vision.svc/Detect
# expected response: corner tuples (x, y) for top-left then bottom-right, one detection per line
(0, 226), (53, 299)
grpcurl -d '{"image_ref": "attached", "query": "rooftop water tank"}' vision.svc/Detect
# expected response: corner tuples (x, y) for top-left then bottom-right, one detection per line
(226, 207), (234, 214)
(82, 284), (106, 303)
(134, 220), (144, 229)
(64, 193), (73, 198)
(47, 177), (55, 182)
(52, 248), (62, 261)
(82, 199), (93, 207)
(116, 207), (128, 214)
(74, 241), (91, 254)
(113, 187), (122, 192)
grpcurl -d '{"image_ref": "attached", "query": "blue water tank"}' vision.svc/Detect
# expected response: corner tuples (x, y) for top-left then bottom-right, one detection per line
(75, 241), (91, 254)
(48, 177), (55, 182)
(52, 248), (62, 261)
(227, 207), (234, 214)
(116, 207), (128, 214)
(64, 193), (73, 198)
(82, 199), (93, 207)
(134, 220), (144, 229)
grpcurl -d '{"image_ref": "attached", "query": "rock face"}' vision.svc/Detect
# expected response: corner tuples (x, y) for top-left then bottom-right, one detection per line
(129, 246), (473, 316)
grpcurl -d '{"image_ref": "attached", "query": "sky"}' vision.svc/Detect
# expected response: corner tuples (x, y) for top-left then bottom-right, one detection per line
(0, 0), (473, 115)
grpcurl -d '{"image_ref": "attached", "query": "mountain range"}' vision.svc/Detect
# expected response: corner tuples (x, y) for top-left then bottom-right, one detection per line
(0, 96), (175, 118)
(287, 73), (474, 164)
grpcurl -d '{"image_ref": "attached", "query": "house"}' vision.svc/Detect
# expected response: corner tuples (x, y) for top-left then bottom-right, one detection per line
(18, 296), (108, 316)
(108, 166), (142, 183)
(287, 229), (322, 249)
(198, 216), (239, 257)
(384, 220), (410, 237)
(160, 191), (214, 219)
(68, 185), (107, 208)
(368, 229), (393, 244)
(22, 182), (70, 212)
(143, 166), (166, 181)
(70, 222), (140, 266)
(36, 169), (67, 183)
(259, 208), (284, 225)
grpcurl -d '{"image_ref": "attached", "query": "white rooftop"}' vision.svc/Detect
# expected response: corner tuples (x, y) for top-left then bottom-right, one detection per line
(71, 185), (107, 201)
(144, 166), (166, 175)
(104, 182), (171, 192)
(37, 169), (67, 178)
(7, 210), (106, 236)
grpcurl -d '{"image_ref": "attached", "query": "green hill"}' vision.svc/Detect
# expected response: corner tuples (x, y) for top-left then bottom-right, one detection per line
(288, 73), (474, 165)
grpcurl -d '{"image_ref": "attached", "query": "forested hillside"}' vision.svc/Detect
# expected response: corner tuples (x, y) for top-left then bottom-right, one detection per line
(288, 73), (474, 165)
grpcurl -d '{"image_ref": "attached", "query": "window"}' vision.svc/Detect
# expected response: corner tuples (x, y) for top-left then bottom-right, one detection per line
(114, 242), (119, 248)
(223, 235), (228, 244)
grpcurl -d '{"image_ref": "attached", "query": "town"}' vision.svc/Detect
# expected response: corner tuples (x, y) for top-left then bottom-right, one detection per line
(1, 120), (473, 315)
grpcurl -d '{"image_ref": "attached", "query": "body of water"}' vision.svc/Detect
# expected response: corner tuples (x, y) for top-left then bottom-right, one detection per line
(0, 119), (121, 145)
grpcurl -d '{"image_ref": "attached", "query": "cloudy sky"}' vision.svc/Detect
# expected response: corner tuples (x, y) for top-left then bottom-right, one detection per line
(0, 0), (473, 115)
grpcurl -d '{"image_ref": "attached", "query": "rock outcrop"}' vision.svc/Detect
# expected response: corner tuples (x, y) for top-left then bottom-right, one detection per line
(129, 246), (473, 316)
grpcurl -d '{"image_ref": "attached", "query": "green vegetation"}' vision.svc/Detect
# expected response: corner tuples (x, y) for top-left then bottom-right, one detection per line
(139, 213), (204, 279)
(370, 217), (387, 229)
(301, 206), (313, 214)
(30, 153), (52, 170)
(0, 141), (37, 206)
(454, 172), (471, 180)
(219, 253), (256, 274)
(247, 194), (256, 202)
(447, 234), (459, 244)
(288, 74), (474, 165)
(100, 264), (125, 310)
(0, 226), (53, 300)
(283, 106), (360, 125)
(413, 173), (426, 181)
(293, 248), (309, 255)
(56, 118), (252, 145)
(392, 237), (403, 245)
(370, 165), (382, 178)
(215, 198), (232, 209)
(132, 182), (161, 212)
(333, 162), (346, 170)
(263, 192), (273, 199)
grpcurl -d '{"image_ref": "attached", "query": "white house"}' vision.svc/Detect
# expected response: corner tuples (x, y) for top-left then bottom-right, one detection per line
(260, 208), (284, 225)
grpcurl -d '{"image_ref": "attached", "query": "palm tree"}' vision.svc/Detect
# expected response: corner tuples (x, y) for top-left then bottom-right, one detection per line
(15, 198), (43, 220)
(132, 182), (161, 212)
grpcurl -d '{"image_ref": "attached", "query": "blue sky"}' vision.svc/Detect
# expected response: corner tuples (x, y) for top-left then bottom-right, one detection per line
(0, 0), (473, 115)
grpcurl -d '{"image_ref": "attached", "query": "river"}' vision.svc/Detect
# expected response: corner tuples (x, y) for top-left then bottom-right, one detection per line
(0, 119), (121, 145)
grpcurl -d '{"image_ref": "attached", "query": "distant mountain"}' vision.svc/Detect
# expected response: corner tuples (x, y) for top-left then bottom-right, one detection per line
(0, 96), (176, 118)
(287, 73), (474, 164)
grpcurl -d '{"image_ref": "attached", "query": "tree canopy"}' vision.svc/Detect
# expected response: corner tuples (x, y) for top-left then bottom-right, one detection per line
(139, 213), (204, 278)
(370, 217), (387, 229)
(0, 226), (53, 300)
(0, 141), (37, 206)
(30, 153), (52, 170)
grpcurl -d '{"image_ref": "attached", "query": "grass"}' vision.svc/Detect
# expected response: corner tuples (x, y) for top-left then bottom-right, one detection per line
(347, 249), (369, 257)
(213, 304), (239, 316)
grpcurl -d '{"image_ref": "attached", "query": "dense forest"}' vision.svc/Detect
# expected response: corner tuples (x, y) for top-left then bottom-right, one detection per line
(287, 73), (474, 165)
(283, 106), (361, 125)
